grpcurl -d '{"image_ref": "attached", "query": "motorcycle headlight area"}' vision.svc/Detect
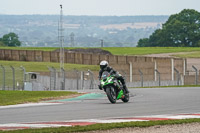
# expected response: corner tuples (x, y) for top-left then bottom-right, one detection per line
(108, 78), (112, 82)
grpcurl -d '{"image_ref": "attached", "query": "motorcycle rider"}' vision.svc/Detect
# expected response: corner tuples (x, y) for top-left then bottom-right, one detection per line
(98, 60), (129, 94)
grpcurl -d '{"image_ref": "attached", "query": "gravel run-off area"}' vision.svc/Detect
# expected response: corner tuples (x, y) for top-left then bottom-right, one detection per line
(78, 123), (200, 133)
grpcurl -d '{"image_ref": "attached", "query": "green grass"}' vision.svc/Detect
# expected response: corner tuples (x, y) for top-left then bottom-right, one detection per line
(2, 47), (200, 56)
(1, 118), (200, 133)
(0, 47), (58, 51)
(102, 47), (200, 55)
(174, 51), (200, 58)
(0, 47), (81, 51)
(0, 60), (99, 72)
(0, 90), (77, 106)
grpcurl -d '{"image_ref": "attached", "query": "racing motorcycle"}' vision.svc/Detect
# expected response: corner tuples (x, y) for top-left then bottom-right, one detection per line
(100, 71), (129, 104)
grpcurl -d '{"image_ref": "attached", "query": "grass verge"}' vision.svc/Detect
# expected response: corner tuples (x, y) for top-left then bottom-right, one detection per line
(0, 90), (77, 106)
(102, 47), (200, 55)
(1, 118), (200, 133)
(0, 47), (58, 51)
(0, 60), (99, 72)
(174, 51), (200, 58)
(1, 47), (200, 56)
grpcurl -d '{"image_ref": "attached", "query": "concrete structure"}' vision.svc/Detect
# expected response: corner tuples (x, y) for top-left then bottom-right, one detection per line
(0, 49), (190, 85)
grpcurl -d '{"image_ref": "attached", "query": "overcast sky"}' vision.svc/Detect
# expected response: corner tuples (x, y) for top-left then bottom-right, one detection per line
(0, 0), (199, 16)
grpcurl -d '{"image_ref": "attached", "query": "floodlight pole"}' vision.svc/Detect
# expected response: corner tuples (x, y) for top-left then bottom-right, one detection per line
(59, 4), (64, 70)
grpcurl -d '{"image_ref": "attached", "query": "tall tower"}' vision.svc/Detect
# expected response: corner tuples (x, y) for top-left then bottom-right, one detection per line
(100, 39), (104, 47)
(58, 5), (64, 70)
(70, 32), (75, 47)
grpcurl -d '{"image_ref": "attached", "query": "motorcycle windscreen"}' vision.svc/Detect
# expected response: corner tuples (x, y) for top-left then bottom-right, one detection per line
(101, 71), (110, 80)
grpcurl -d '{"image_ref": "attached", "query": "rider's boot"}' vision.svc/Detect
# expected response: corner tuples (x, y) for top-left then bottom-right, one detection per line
(98, 85), (102, 90)
(123, 85), (129, 94)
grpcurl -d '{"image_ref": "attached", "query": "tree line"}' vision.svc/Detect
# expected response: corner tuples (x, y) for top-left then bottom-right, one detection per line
(137, 9), (200, 47)
(0, 15), (168, 47)
(0, 33), (21, 47)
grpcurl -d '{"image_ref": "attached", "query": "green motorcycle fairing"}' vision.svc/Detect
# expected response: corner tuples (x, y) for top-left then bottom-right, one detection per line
(101, 75), (124, 100)
(117, 90), (124, 100)
(100, 75), (114, 87)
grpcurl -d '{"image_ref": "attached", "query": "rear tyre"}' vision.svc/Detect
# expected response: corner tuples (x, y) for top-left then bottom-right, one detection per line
(121, 93), (129, 103)
(106, 86), (116, 104)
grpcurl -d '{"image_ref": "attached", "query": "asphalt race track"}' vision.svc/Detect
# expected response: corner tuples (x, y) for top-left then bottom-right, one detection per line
(0, 87), (200, 124)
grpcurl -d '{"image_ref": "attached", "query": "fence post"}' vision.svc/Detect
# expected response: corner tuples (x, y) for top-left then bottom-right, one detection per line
(155, 69), (161, 86)
(138, 69), (143, 87)
(20, 66), (26, 90)
(192, 65), (198, 85)
(74, 69), (79, 90)
(88, 70), (92, 89)
(171, 58), (174, 81)
(154, 61), (157, 81)
(48, 66), (52, 90)
(10, 66), (15, 90)
(81, 71), (84, 90)
(88, 69), (96, 90)
(129, 62), (133, 82)
(52, 67), (56, 90)
(61, 67), (65, 90)
(0, 65), (5, 90)
(174, 68), (180, 86)
(48, 66), (56, 90)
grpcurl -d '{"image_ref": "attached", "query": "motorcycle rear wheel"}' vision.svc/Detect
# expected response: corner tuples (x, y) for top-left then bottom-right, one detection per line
(106, 86), (116, 104)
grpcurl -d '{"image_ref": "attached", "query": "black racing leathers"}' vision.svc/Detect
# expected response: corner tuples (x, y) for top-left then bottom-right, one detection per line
(98, 66), (129, 93)
(99, 66), (126, 86)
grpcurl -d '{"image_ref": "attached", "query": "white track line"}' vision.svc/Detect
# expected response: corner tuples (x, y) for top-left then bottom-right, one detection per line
(0, 103), (63, 109)
(1, 113), (200, 130)
(0, 123), (71, 128)
(69, 119), (148, 123)
(166, 115), (200, 119)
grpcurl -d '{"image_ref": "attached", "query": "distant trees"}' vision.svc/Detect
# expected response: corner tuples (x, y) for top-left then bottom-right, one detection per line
(0, 32), (21, 47)
(0, 15), (168, 47)
(137, 9), (200, 47)
(0, 40), (5, 46)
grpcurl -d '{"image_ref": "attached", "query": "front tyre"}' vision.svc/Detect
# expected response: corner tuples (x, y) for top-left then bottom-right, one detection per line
(106, 87), (116, 104)
(121, 93), (129, 103)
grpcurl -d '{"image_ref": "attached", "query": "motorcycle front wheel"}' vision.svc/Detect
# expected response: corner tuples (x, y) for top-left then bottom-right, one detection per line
(106, 86), (116, 104)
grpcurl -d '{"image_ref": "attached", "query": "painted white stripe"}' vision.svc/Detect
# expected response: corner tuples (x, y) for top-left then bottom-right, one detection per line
(166, 115), (200, 119)
(69, 119), (148, 123)
(65, 114), (200, 124)
(0, 103), (63, 109)
(134, 114), (178, 119)
(116, 114), (200, 119)
(137, 114), (200, 119)
(0, 123), (71, 128)
(1, 113), (200, 131)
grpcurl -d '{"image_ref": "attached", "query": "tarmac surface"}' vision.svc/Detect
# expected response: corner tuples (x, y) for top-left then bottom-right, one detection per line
(0, 87), (200, 125)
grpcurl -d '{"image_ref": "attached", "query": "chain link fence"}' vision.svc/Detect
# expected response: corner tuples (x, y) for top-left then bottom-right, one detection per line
(33, 67), (98, 91)
(122, 68), (183, 87)
(1, 65), (200, 91)
(0, 65), (25, 90)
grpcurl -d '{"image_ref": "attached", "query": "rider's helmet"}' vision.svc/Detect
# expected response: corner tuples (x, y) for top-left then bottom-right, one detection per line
(100, 60), (108, 70)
